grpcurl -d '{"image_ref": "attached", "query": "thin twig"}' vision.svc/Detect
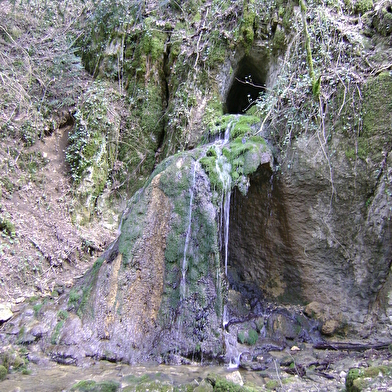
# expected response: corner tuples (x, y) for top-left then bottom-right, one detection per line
(274, 359), (284, 390)
(194, 7), (209, 69)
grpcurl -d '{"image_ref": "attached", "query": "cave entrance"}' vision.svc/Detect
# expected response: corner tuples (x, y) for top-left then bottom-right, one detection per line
(225, 56), (267, 114)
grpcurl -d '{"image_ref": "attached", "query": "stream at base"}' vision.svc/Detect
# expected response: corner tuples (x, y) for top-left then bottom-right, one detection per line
(2, 345), (391, 392)
(1, 361), (260, 392)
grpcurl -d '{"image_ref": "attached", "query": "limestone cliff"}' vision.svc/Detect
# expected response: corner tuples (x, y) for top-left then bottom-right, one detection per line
(2, 0), (392, 367)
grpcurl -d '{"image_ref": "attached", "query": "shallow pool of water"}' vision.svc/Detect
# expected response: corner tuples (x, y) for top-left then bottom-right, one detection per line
(1, 361), (264, 392)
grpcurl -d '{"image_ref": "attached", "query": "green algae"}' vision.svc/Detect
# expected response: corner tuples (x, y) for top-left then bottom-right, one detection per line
(70, 380), (120, 392)
(346, 365), (392, 392)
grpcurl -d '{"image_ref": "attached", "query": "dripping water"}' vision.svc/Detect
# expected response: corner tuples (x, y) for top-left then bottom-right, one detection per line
(223, 305), (242, 368)
(180, 159), (200, 300)
(176, 157), (201, 355)
(215, 116), (238, 276)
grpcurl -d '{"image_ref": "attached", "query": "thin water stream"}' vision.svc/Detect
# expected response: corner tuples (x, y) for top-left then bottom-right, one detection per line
(215, 116), (238, 276)
(180, 159), (200, 300)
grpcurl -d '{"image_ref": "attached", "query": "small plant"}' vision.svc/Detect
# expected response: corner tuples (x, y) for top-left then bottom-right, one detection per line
(0, 177), (14, 194)
(57, 309), (68, 321)
(0, 216), (15, 237)
(51, 310), (69, 344)
(51, 321), (64, 345)
(33, 303), (43, 317)
(68, 288), (82, 308)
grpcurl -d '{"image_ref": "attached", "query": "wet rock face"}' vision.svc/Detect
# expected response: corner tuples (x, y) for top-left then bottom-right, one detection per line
(2, 119), (275, 365)
(228, 131), (392, 336)
(229, 165), (301, 303)
(65, 157), (224, 363)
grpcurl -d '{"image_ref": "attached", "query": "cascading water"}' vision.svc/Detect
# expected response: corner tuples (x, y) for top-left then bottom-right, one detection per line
(214, 116), (244, 368)
(176, 158), (200, 355)
(215, 116), (238, 275)
(180, 159), (200, 300)
(223, 305), (242, 368)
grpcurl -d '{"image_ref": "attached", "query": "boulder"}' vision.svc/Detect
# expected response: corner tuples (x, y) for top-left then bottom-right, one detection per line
(0, 304), (13, 323)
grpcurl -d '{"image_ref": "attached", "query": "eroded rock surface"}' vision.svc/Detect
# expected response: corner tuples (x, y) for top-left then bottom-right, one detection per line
(228, 73), (392, 341)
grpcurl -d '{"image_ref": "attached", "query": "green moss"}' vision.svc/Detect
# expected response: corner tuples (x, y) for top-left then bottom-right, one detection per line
(68, 288), (82, 309)
(246, 328), (258, 345)
(210, 375), (258, 392)
(355, 0), (373, 14)
(50, 310), (69, 344)
(135, 381), (172, 392)
(51, 320), (64, 345)
(360, 72), (392, 161)
(346, 368), (362, 391)
(58, 309), (68, 321)
(205, 115), (237, 140)
(344, 367), (392, 392)
(272, 28), (286, 54)
(117, 82), (165, 196)
(237, 330), (246, 344)
(203, 95), (224, 130)
(237, 329), (258, 345)
(214, 379), (242, 392)
(0, 216), (15, 237)
(230, 116), (260, 139)
(200, 156), (221, 192)
(364, 365), (390, 377)
(204, 31), (227, 68)
(229, 136), (266, 177)
(204, 115), (260, 142)
(0, 365), (7, 381)
(374, 8), (392, 36)
(201, 116), (268, 196)
(157, 152), (221, 329)
(66, 81), (114, 185)
(75, 258), (104, 318)
(33, 303), (43, 317)
(239, 0), (256, 51)
(142, 32), (165, 61)
(332, 73), (392, 163)
(70, 379), (120, 392)
(265, 380), (279, 390)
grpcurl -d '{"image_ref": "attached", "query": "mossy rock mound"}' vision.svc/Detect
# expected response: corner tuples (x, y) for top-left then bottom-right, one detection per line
(69, 380), (120, 392)
(0, 365), (7, 381)
(346, 365), (392, 391)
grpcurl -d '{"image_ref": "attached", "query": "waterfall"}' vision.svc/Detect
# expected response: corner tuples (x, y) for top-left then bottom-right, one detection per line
(223, 304), (242, 368)
(215, 116), (238, 275)
(180, 159), (199, 300)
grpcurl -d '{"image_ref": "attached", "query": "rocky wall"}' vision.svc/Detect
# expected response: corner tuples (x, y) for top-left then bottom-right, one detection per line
(228, 73), (392, 340)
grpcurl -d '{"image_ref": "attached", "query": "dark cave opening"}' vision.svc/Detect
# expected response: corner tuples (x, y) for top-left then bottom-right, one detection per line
(225, 56), (267, 114)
